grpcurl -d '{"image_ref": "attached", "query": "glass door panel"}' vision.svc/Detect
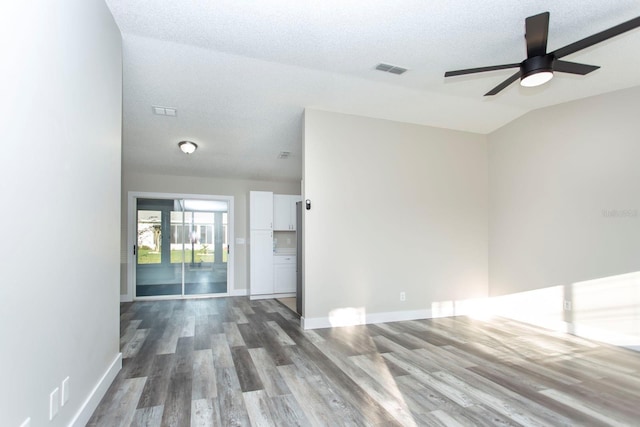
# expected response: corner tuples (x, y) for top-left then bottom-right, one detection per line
(183, 200), (228, 295)
(136, 199), (182, 296)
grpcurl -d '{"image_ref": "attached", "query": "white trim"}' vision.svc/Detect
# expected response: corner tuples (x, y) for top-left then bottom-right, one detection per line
(70, 353), (122, 427)
(491, 313), (640, 353)
(127, 191), (235, 300)
(302, 308), (432, 330)
(120, 294), (132, 302)
(230, 288), (249, 296)
(134, 293), (231, 301)
(126, 193), (136, 302)
(250, 292), (295, 300)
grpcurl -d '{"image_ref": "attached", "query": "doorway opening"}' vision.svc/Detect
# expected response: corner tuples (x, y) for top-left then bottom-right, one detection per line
(128, 193), (234, 299)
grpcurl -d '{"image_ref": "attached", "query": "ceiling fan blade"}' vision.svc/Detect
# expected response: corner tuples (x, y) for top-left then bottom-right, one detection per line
(553, 60), (600, 75)
(444, 63), (520, 77)
(526, 12), (550, 57)
(552, 16), (640, 58)
(485, 71), (521, 96)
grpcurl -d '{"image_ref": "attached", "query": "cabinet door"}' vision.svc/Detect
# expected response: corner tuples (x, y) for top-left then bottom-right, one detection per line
(274, 263), (296, 293)
(250, 191), (273, 230)
(273, 194), (290, 231)
(250, 230), (274, 295)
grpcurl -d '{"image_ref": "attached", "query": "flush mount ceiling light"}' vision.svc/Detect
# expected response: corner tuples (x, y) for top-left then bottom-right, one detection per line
(178, 140), (197, 154)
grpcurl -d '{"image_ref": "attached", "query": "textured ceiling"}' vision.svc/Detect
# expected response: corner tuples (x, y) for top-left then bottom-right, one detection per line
(105, 0), (640, 181)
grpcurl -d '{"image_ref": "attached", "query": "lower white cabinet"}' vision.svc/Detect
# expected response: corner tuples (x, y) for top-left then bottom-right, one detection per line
(250, 230), (274, 295)
(274, 255), (296, 293)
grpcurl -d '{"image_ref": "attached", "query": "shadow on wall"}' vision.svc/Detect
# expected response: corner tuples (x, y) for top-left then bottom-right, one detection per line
(433, 271), (640, 351)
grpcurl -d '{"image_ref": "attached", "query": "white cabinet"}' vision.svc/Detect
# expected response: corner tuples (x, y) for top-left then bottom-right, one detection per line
(250, 191), (274, 297)
(250, 230), (273, 295)
(250, 191), (298, 297)
(274, 255), (296, 293)
(250, 191), (273, 230)
(273, 194), (301, 231)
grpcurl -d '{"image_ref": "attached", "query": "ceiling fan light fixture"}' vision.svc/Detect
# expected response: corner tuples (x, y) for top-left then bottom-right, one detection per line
(520, 70), (554, 87)
(519, 54), (555, 88)
(178, 140), (198, 154)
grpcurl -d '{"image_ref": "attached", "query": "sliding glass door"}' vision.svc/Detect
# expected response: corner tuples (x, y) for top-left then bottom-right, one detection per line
(136, 197), (229, 297)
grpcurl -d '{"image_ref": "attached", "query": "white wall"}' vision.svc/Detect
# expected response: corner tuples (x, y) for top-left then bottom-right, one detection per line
(302, 110), (488, 327)
(0, 1), (122, 426)
(489, 86), (640, 348)
(122, 171), (300, 296)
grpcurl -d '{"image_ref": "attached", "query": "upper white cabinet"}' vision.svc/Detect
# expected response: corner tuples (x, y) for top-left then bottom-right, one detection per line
(250, 191), (273, 230)
(273, 194), (302, 231)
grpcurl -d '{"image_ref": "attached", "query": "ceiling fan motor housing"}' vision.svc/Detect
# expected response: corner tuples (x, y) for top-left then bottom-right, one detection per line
(520, 54), (555, 79)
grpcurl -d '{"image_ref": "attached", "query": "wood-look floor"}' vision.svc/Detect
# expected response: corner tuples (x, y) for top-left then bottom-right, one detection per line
(88, 297), (640, 426)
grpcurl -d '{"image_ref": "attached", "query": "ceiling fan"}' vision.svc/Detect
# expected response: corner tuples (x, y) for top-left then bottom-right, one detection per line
(444, 12), (640, 96)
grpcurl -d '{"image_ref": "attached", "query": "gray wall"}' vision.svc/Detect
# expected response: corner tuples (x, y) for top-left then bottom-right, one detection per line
(489, 86), (640, 294)
(303, 110), (488, 325)
(0, 1), (122, 425)
(121, 171), (300, 296)
(488, 86), (640, 347)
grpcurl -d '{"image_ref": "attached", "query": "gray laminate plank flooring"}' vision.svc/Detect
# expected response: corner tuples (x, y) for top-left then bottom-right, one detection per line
(88, 297), (640, 426)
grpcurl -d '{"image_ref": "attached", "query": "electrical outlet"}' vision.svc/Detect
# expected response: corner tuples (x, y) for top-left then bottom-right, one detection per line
(563, 300), (572, 311)
(49, 388), (60, 420)
(400, 292), (406, 302)
(19, 417), (31, 427)
(61, 376), (70, 406)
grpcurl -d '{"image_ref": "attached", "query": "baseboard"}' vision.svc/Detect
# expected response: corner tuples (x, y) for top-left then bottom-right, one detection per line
(70, 352), (122, 426)
(495, 314), (640, 353)
(230, 288), (249, 296)
(250, 292), (295, 300)
(302, 308), (432, 330)
(120, 294), (132, 302)
(273, 292), (295, 299)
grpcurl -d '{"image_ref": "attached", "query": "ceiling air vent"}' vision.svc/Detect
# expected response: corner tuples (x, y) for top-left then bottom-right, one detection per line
(375, 63), (408, 75)
(278, 151), (291, 159)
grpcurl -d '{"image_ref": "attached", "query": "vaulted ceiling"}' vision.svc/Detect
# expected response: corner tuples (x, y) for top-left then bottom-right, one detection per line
(105, 0), (640, 181)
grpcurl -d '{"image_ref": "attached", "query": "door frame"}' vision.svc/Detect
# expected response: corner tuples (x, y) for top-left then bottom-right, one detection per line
(126, 191), (234, 301)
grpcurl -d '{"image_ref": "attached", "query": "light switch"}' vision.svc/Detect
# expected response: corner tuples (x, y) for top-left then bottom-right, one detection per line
(49, 388), (60, 420)
(61, 376), (70, 406)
